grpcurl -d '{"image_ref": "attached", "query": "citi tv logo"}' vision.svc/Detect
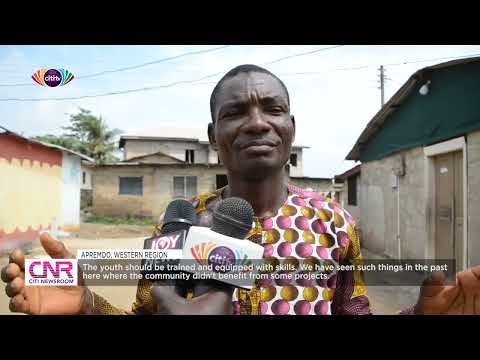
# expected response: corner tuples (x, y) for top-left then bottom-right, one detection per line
(32, 68), (74, 87)
(191, 242), (252, 273)
(25, 259), (78, 286)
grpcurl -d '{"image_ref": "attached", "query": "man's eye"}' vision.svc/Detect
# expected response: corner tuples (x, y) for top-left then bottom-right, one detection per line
(223, 110), (241, 118)
(267, 107), (284, 114)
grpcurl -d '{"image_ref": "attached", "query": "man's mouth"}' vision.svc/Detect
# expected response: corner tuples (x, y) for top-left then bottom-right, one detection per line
(240, 139), (278, 150)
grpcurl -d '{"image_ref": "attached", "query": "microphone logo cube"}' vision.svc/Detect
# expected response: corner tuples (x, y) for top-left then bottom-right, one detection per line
(190, 242), (253, 273)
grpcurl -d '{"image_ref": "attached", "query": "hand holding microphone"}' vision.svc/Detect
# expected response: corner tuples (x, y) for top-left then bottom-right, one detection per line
(143, 198), (196, 296)
(150, 197), (263, 315)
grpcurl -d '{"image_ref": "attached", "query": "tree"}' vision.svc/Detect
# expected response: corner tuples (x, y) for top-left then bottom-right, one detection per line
(34, 108), (122, 164)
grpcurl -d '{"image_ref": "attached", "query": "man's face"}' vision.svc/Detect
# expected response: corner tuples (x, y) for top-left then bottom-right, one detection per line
(210, 72), (295, 179)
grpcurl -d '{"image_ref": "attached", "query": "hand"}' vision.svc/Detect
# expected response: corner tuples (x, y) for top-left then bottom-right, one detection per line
(415, 265), (480, 315)
(151, 282), (234, 315)
(1, 233), (91, 315)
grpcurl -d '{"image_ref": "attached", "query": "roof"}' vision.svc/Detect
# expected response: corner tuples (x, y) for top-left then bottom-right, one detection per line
(119, 126), (309, 149)
(290, 176), (331, 181)
(95, 162), (225, 168)
(0, 125), (95, 163)
(334, 164), (361, 181)
(346, 56), (480, 161)
(125, 150), (184, 163)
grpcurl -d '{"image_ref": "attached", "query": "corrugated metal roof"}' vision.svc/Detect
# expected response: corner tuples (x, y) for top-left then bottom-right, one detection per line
(0, 125), (95, 163)
(346, 56), (480, 161)
(334, 164), (361, 180)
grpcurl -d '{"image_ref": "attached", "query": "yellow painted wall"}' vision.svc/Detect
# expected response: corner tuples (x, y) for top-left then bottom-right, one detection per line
(0, 157), (62, 235)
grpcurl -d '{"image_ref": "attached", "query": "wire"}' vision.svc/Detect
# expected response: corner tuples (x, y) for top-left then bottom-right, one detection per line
(1, 49), (479, 102)
(0, 45), (345, 101)
(260, 45), (345, 65)
(269, 52), (480, 77)
(0, 46), (231, 88)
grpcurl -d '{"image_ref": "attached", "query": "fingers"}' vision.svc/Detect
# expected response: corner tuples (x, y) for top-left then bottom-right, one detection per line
(420, 271), (446, 298)
(40, 232), (74, 259)
(5, 277), (25, 297)
(470, 265), (480, 281)
(456, 268), (480, 314)
(9, 249), (25, 270)
(457, 269), (480, 295)
(151, 285), (186, 307)
(1, 263), (23, 283)
(9, 294), (30, 314)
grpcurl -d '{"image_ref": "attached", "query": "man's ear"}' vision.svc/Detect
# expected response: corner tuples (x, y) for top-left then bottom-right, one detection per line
(290, 115), (296, 143)
(208, 123), (218, 151)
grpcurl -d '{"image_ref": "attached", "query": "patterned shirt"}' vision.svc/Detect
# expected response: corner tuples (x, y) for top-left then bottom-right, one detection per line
(90, 183), (385, 315)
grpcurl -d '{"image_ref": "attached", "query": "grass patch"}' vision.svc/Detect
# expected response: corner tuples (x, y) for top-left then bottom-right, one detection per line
(84, 215), (156, 226)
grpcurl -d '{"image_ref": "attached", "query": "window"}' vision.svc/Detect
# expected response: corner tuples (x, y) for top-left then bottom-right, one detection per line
(290, 153), (298, 167)
(185, 150), (195, 164)
(216, 174), (228, 189)
(82, 171), (86, 185)
(217, 155), (221, 164)
(348, 176), (357, 206)
(119, 177), (143, 196)
(173, 176), (197, 198)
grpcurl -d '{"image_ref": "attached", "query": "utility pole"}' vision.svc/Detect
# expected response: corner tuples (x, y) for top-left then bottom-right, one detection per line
(378, 65), (385, 108)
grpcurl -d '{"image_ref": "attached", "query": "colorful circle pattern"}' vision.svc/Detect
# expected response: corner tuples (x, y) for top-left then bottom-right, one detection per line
(231, 189), (355, 315)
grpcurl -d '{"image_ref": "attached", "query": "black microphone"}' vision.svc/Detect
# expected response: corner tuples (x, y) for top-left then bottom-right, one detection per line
(142, 199), (196, 294)
(190, 197), (255, 297)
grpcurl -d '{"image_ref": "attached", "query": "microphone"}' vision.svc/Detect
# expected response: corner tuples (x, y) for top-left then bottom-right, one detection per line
(181, 197), (264, 297)
(142, 199), (196, 294)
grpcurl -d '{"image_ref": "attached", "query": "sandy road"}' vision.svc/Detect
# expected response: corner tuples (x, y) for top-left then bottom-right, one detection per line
(0, 231), (419, 315)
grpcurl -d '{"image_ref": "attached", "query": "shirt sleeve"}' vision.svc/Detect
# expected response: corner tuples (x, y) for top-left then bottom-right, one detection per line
(331, 225), (372, 315)
(87, 224), (165, 315)
(87, 277), (156, 315)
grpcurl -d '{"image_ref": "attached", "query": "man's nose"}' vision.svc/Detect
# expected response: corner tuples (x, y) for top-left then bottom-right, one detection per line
(243, 108), (271, 133)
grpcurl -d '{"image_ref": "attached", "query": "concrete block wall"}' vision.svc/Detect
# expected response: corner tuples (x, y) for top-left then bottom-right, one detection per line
(467, 131), (480, 267)
(124, 140), (208, 163)
(360, 147), (427, 258)
(92, 165), (227, 221)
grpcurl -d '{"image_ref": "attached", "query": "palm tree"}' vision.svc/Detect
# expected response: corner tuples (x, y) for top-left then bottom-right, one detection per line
(62, 108), (122, 164)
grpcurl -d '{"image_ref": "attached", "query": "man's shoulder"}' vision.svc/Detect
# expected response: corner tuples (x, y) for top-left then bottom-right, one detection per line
(188, 188), (224, 227)
(155, 189), (223, 231)
(189, 188), (223, 212)
(287, 183), (356, 228)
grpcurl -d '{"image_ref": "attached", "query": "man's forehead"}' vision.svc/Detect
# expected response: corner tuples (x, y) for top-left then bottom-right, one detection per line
(217, 72), (288, 103)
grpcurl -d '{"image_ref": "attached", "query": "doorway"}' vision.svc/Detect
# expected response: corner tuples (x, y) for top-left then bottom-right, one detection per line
(424, 137), (467, 271)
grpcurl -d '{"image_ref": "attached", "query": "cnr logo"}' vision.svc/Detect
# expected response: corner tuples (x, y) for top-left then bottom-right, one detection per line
(28, 260), (74, 279)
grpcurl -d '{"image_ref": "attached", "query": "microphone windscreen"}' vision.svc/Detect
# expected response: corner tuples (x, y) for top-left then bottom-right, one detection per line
(211, 197), (254, 239)
(162, 199), (196, 233)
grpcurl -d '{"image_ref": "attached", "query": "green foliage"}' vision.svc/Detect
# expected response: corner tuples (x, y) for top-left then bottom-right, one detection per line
(84, 214), (156, 226)
(33, 108), (122, 164)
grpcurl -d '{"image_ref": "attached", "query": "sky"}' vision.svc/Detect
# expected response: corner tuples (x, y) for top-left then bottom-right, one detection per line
(1, 45), (480, 178)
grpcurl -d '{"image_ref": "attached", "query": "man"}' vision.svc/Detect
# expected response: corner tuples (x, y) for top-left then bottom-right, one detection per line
(3, 64), (480, 315)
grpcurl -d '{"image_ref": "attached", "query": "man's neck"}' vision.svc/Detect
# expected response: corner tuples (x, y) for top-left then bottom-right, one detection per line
(224, 170), (288, 218)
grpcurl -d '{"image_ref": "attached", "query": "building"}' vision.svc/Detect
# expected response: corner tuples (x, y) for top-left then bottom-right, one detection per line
(80, 160), (94, 209)
(0, 126), (94, 251)
(92, 127), (333, 219)
(334, 164), (361, 226)
(345, 57), (480, 270)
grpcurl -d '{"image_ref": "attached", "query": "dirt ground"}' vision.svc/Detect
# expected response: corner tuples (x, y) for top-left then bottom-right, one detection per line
(74, 222), (155, 239)
(0, 223), (419, 315)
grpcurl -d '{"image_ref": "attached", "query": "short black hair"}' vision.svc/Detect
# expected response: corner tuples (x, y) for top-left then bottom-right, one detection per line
(209, 64), (290, 123)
